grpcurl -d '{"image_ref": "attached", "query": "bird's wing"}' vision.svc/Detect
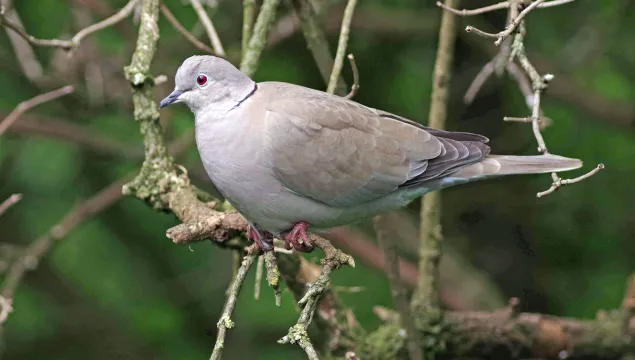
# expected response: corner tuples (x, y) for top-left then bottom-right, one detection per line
(261, 82), (489, 207)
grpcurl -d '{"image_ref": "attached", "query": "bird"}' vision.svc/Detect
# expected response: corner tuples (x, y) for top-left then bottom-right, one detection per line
(159, 55), (582, 252)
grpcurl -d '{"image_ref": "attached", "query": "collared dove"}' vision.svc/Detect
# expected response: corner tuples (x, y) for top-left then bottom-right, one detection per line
(160, 55), (582, 252)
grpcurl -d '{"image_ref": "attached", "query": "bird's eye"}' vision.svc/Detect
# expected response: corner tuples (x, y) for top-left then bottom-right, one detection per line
(196, 74), (208, 86)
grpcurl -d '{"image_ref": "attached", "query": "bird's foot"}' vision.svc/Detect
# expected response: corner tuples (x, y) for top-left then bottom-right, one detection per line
(247, 225), (273, 252)
(283, 221), (314, 253)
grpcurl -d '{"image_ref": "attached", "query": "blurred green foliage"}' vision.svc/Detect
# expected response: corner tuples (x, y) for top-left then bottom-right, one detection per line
(0, 0), (633, 359)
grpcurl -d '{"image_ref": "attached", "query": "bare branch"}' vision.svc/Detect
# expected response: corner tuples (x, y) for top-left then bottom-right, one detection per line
(1, 176), (129, 301)
(464, 0), (546, 46)
(6, 113), (142, 159)
(242, 0), (256, 56)
(374, 216), (422, 360)
(0, 295), (12, 325)
(537, 164), (605, 198)
(290, 0), (347, 94)
(436, 1), (509, 16)
(0, 0), (138, 50)
(254, 254), (264, 300)
(0, 194), (22, 218)
(189, 0), (226, 57)
(437, 0), (576, 17)
(411, 0), (459, 317)
(263, 250), (282, 306)
(464, 59), (495, 104)
(1, 2), (44, 83)
(539, 0), (577, 8)
(278, 235), (355, 358)
(160, 4), (215, 54)
(240, 0), (281, 77)
(505, 21), (604, 196)
(326, 0), (358, 94)
(0, 85), (74, 136)
(344, 54), (360, 100)
(210, 255), (256, 360)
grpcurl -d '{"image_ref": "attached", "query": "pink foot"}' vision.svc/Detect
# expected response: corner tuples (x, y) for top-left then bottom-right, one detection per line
(247, 226), (273, 252)
(284, 222), (314, 253)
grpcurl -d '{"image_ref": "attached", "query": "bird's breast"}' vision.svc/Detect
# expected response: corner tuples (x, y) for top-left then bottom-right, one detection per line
(194, 112), (281, 220)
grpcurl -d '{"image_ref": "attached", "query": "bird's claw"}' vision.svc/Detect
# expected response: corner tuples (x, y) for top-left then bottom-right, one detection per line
(284, 221), (314, 253)
(247, 226), (273, 252)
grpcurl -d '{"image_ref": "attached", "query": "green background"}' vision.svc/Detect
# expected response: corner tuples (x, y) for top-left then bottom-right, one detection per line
(0, 0), (633, 358)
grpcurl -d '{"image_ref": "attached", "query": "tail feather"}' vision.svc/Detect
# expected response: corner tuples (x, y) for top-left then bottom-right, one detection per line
(452, 154), (582, 179)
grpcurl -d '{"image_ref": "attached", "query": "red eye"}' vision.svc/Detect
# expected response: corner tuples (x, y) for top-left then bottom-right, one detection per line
(196, 75), (207, 86)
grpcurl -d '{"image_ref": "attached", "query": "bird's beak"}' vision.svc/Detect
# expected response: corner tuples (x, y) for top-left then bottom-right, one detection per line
(159, 89), (184, 108)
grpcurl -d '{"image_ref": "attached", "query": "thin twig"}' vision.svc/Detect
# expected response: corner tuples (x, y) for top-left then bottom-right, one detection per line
(344, 53), (360, 99)
(160, 4), (215, 54)
(539, 0), (577, 8)
(290, 0), (347, 95)
(278, 235), (354, 358)
(374, 216), (422, 360)
(7, 114), (143, 159)
(536, 164), (605, 198)
(464, 0), (546, 46)
(326, 0), (358, 94)
(437, 0), (576, 17)
(189, 0), (226, 57)
(497, 3), (604, 197)
(264, 250), (282, 306)
(411, 0), (459, 315)
(240, 0), (281, 77)
(1, 2), (44, 83)
(0, 295), (12, 325)
(242, 0), (256, 57)
(463, 59), (495, 104)
(1, 176), (130, 300)
(503, 116), (533, 122)
(0, 85), (74, 136)
(436, 0), (509, 16)
(0, 194), (22, 217)
(254, 255), (264, 300)
(0, 0), (138, 50)
(210, 255), (256, 360)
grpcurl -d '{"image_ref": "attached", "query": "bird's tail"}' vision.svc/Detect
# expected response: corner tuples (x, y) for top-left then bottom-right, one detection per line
(451, 154), (582, 180)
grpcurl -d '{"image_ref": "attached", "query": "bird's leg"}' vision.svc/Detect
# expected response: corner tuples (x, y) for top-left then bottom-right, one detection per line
(246, 223), (273, 252)
(283, 221), (314, 253)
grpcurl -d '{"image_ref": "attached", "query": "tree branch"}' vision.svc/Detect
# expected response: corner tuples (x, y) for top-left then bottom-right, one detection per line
(0, 176), (129, 302)
(326, 0), (358, 95)
(289, 0), (347, 95)
(4, 113), (142, 159)
(240, 0), (281, 76)
(278, 235), (355, 358)
(242, 0), (256, 57)
(411, 0), (458, 317)
(374, 216), (422, 360)
(365, 289), (635, 360)
(210, 255), (256, 360)
(0, 85), (74, 136)
(1, 1), (44, 83)
(344, 54), (359, 99)
(0, 194), (22, 218)
(436, 0), (577, 17)
(0, 0), (139, 50)
(189, 0), (226, 57)
(160, 4), (215, 54)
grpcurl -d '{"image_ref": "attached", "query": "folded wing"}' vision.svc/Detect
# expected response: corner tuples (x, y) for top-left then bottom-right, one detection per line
(262, 82), (489, 207)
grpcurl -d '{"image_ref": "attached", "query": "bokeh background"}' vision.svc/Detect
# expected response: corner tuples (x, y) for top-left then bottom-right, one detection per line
(0, 0), (633, 359)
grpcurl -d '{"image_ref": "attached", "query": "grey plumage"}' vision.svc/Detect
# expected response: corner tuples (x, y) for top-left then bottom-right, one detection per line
(160, 55), (582, 237)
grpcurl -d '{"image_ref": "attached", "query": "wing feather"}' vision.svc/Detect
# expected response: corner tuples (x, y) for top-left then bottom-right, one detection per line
(260, 82), (489, 206)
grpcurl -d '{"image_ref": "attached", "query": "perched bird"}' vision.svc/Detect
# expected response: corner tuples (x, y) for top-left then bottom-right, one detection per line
(160, 55), (581, 252)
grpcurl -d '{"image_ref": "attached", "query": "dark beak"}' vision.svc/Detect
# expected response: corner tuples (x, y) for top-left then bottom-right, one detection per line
(159, 90), (184, 108)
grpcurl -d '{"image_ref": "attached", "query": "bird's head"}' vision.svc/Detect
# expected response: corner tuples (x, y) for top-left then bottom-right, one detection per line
(160, 55), (255, 114)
